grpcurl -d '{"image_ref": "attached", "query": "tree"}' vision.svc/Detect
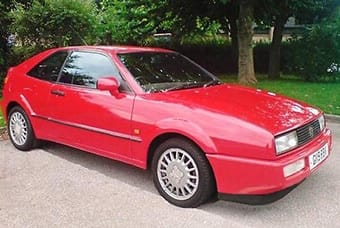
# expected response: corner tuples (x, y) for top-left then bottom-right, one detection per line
(98, 0), (169, 45)
(0, 2), (10, 71)
(164, 0), (257, 84)
(166, 0), (239, 72)
(10, 0), (98, 48)
(0, 1), (32, 74)
(255, 0), (334, 79)
(98, 0), (257, 84)
(237, 0), (257, 84)
(288, 7), (340, 82)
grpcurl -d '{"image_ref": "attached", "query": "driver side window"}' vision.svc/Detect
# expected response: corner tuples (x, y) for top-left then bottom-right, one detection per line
(58, 51), (120, 89)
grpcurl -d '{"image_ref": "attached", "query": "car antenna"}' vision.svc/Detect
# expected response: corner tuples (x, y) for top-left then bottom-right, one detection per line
(69, 25), (88, 45)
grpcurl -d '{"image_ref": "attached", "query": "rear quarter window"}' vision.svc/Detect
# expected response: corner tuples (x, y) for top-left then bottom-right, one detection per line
(27, 51), (68, 82)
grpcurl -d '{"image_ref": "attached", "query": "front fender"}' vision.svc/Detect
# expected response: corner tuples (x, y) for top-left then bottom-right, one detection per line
(154, 118), (218, 154)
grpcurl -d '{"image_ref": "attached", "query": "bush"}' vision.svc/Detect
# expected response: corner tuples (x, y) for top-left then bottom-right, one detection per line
(0, 45), (44, 92)
(148, 36), (237, 74)
(253, 41), (270, 74)
(286, 8), (340, 82)
(10, 0), (98, 48)
(7, 45), (43, 67)
(173, 37), (238, 74)
(0, 47), (8, 91)
(98, 0), (166, 45)
(149, 36), (275, 75)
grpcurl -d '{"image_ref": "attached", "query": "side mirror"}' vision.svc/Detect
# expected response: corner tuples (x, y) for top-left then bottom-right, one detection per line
(97, 77), (120, 96)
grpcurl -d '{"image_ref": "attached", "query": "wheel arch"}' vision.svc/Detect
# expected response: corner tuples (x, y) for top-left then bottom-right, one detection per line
(6, 93), (36, 119)
(147, 133), (217, 190)
(147, 133), (182, 169)
(6, 101), (22, 119)
(6, 101), (38, 139)
(147, 132), (215, 167)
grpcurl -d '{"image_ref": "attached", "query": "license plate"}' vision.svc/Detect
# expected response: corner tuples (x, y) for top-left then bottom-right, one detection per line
(309, 143), (329, 170)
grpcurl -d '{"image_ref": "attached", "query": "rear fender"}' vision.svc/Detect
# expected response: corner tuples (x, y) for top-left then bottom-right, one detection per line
(5, 94), (35, 120)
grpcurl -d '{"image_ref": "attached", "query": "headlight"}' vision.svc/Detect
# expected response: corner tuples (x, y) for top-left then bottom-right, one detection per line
(318, 115), (325, 131)
(275, 131), (298, 155)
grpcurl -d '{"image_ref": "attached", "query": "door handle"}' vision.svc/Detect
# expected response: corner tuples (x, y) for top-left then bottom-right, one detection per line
(51, 90), (65, 96)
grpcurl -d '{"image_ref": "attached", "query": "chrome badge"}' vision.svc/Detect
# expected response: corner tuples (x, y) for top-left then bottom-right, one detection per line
(308, 126), (314, 138)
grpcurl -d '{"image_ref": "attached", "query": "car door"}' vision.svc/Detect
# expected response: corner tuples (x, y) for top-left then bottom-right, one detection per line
(22, 51), (69, 138)
(49, 51), (135, 160)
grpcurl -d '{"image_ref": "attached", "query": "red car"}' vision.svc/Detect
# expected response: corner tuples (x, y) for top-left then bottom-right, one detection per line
(0, 46), (333, 207)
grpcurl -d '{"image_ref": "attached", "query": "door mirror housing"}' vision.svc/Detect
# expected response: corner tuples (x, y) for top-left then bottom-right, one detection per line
(97, 77), (120, 96)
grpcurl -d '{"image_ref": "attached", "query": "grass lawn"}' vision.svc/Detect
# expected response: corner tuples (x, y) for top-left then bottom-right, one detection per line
(0, 75), (339, 128)
(220, 74), (340, 116)
(0, 111), (4, 128)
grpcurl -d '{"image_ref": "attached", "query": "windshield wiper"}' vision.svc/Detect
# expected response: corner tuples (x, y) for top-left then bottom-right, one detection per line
(163, 82), (202, 92)
(203, 79), (222, 88)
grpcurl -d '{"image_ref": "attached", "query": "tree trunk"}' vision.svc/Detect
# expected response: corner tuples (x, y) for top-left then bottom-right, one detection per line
(237, 1), (257, 84)
(268, 16), (288, 79)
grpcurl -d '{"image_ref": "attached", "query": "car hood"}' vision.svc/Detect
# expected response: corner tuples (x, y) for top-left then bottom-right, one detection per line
(150, 84), (321, 135)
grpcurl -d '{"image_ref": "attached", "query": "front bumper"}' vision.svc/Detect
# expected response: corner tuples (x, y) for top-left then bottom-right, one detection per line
(207, 128), (332, 195)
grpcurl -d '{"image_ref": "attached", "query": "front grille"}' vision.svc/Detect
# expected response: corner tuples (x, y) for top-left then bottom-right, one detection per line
(296, 119), (321, 146)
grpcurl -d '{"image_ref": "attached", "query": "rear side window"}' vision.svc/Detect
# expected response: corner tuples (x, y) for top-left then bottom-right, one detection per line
(27, 51), (68, 82)
(58, 51), (120, 89)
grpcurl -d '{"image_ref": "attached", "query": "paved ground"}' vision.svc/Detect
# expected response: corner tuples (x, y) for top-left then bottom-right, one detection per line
(0, 122), (339, 228)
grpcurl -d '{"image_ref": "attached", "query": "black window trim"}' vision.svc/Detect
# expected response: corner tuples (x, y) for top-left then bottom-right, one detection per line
(55, 49), (132, 93)
(26, 50), (70, 83)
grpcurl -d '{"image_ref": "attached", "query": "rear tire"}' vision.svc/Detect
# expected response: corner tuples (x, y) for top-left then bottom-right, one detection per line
(151, 138), (215, 208)
(8, 106), (37, 151)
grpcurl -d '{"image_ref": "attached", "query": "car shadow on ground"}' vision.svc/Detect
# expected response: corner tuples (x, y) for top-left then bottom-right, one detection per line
(38, 141), (310, 210)
(39, 141), (157, 194)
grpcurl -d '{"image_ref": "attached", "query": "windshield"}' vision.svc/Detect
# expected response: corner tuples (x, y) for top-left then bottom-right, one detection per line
(118, 52), (220, 93)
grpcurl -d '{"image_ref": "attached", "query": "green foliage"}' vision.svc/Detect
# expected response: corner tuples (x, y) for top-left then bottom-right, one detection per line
(287, 8), (340, 82)
(1, 1), (34, 78)
(255, 0), (332, 26)
(0, 2), (11, 74)
(96, 0), (228, 45)
(253, 41), (270, 73)
(0, 111), (5, 128)
(8, 45), (43, 67)
(10, 0), (98, 48)
(0, 48), (4, 66)
(149, 37), (274, 75)
(171, 36), (237, 74)
(98, 0), (168, 44)
(164, 1), (235, 38)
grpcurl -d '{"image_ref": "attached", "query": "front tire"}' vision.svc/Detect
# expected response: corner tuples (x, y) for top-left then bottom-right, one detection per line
(151, 138), (215, 208)
(8, 106), (37, 151)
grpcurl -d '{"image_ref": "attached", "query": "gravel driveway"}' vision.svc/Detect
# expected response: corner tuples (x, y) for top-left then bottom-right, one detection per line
(0, 122), (339, 228)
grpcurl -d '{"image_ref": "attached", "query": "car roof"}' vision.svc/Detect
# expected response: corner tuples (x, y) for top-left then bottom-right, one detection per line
(55, 45), (174, 54)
